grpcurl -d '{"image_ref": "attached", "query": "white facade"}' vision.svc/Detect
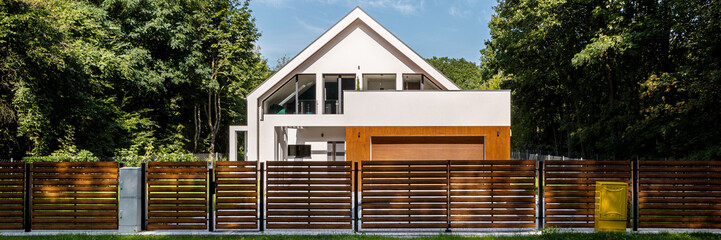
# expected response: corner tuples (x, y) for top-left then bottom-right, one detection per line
(229, 7), (511, 162)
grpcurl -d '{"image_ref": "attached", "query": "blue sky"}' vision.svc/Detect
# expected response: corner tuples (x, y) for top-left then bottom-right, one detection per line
(249, 0), (497, 66)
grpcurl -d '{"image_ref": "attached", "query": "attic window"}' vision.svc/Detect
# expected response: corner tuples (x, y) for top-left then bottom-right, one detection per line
(263, 74), (316, 115)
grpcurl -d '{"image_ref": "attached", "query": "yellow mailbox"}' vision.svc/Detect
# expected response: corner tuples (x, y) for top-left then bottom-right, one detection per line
(595, 181), (628, 232)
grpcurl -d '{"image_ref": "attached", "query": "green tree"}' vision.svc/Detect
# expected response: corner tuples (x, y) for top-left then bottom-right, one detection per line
(482, 0), (721, 159)
(426, 57), (484, 90)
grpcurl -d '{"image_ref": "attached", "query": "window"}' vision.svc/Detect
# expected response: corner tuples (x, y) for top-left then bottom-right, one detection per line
(327, 142), (345, 161)
(323, 75), (355, 114)
(288, 145), (311, 158)
(363, 74), (396, 90)
(263, 74), (316, 115)
(403, 74), (441, 90)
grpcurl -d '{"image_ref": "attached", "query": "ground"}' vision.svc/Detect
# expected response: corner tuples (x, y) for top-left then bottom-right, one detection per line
(1, 233), (721, 240)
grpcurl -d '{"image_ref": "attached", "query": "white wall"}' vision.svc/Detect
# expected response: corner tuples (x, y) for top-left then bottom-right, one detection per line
(285, 127), (346, 161)
(250, 91), (511, 162)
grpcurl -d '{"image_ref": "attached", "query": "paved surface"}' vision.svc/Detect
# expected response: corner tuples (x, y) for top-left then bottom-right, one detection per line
(2, 229), (720, 236)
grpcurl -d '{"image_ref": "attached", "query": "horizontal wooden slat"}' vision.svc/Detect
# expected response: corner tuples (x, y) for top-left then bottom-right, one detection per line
(33, 224), (118, 230)
(149, 161), (207, 167)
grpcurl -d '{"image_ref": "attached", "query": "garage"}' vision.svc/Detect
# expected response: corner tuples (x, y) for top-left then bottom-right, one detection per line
(370, 136), (484, 161)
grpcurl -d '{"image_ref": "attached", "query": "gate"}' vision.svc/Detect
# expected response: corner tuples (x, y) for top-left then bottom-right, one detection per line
(147, 162), (207, 230)
(31, 162), (119, 230)
(265, 161), (353, 229)
(360, 160), (537, 230)
(214, 161), (259, 230)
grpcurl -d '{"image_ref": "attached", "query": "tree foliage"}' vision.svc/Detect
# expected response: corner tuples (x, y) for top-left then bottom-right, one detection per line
(482, 0), (721, 159)
(0, 0), (269, 159)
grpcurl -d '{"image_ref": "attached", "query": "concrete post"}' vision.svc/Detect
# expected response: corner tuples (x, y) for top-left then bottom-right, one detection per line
(119, 167), (142, 233)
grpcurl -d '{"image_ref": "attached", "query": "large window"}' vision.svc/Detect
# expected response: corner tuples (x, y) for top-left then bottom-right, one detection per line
(403, 74), (441, 90)
(363, 74), (396, 90)
(263, 74), (316, 114)
(323, 74), (355, 114)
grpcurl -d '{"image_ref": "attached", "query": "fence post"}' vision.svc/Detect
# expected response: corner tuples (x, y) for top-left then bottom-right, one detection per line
(446, 160), (451, 233)
(353, 161), (359, 232)
(259, 162), (265, 232)
(24, 162), (31, 232)
(208, 161), (215, 232)
(632, 157), (639, 231)
(537, 158), (544, 231)
(140, 162), (147, 231)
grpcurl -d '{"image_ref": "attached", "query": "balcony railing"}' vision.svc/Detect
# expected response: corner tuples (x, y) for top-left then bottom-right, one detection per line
(298, 100), (316, 114)
(324, 100), (340, 114)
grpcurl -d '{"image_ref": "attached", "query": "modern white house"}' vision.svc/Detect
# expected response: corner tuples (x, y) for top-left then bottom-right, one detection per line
(229, 7), (511, 163)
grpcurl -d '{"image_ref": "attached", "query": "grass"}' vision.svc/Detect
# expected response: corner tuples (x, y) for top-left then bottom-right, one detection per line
(1, 232), (720, 240)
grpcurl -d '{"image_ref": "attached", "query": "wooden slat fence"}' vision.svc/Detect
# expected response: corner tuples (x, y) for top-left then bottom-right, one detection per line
(214, 161), (258, 230)
(544, 160), (630, 228)
(449, 160), (536, 229)
(0, 162), (24, 230)
(638, 160), (721, 229)
(361, 160), (449, 229)
(265, 161), (353, 229)
(147, 162), (207, 230)
(31, 162), (119, 230)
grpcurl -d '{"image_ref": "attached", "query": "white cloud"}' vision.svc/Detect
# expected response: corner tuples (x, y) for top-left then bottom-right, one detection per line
(295, 17), (325, 34)
(449, 5), (472, 18)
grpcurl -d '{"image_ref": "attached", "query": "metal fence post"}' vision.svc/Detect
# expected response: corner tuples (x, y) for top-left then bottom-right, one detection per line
(632, 157), (639, 231)
(353, 161), (360, 232)
(24, 162), (31, 232)
(537, 158), (544, 231)
(259, 162), (265, 232)
(208, 161), (215, 231)
(140, 162), (147, 231)
(446, 160), (451, 233)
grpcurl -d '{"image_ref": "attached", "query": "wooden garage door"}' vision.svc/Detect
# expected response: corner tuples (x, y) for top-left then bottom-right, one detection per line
(371, 136), (484, 160)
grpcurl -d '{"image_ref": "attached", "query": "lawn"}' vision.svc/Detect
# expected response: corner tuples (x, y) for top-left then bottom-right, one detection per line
(1, 233), (720, 240)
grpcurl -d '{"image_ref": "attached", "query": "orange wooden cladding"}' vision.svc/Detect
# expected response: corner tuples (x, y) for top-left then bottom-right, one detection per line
(543, 160), (630, 228)
(345, 126), (511, 162)
(265, 161), (353, 229)
(31, 162), (119, 230)
(638, 161), (721, 229)
(361, 160), (536, 229)
(147, 162), (207, 230)
(0, 162), (24, 230)
(214, 161), (258, 230)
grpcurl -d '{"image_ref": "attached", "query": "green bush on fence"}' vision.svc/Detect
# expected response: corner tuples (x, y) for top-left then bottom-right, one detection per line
(22, 149), (202, 167)
(23, 149), (100, 163)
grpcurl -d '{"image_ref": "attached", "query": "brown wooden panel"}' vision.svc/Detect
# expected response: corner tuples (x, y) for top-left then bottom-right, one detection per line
(638, 160), (721, 229)
(266, 161), (352, 229)
(0, 162), (24, 230)
(214, 161), (258, 230)
(31, 162), (118, 230)
(147, 161), (207, 230)
(543, 159), (630, 229)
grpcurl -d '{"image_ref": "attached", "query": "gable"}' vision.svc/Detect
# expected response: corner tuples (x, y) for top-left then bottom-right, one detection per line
(296, 20), (422, 74)
(249, 7), (460, 100)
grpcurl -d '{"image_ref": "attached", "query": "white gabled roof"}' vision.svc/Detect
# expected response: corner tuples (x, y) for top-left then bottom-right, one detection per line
(248, 7), (460, 99)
